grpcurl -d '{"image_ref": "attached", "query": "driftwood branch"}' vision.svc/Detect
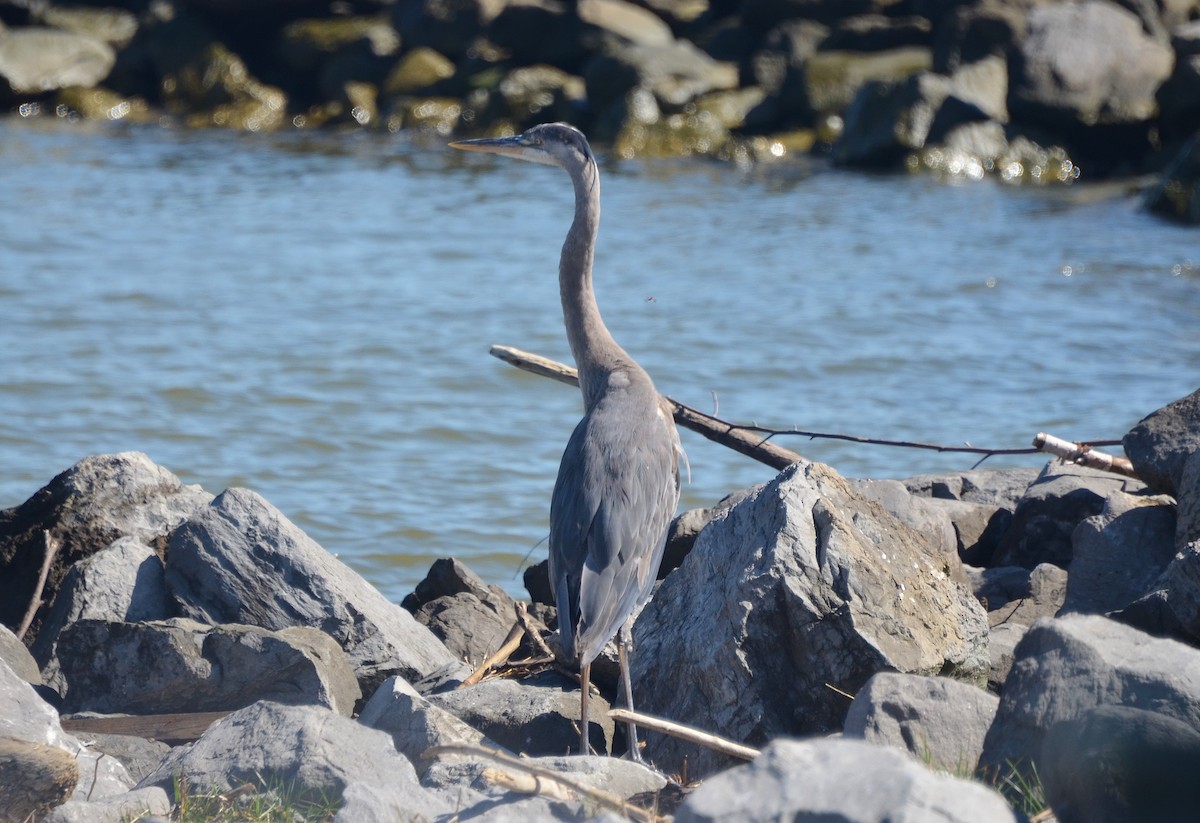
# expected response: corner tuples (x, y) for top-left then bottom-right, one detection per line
(17, 530), (61, 641)
(491, 345), (802, 470)
(460, 616), (525, 689)
(491, 345), (1121, 471)
(1033, 432), (1138, 478)
(423, 743), (663, 822)
(608, 708), (760, 762)
(60, 711), (230, 744)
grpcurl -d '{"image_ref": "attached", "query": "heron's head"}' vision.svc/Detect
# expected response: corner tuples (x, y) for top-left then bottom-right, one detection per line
(450, 122), (594, 171)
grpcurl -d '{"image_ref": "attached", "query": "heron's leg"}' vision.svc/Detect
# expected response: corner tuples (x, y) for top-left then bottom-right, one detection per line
(617, 625), (645, 764)
(579, 662), (592, 756)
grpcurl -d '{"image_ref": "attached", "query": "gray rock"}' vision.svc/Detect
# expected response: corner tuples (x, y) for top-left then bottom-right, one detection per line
(0, 622), (40, 685)
(137, 701), (447, 817)
(57, 618), (360, 716)
(1041, 704), (1200, 823)
(848, 478), (959, 563)
(0, 452), (212, 646)
(834, 71), (952, 167)
(1178, 449), (1200, 547)
(392, 0), (501, 60)
(932, 0), (1028, 74)
(42, 787), (172, 823)
(165, 487), (456, 694)
(584, 38), (738, 112)
(404, 557), (518, 667)
(1123, 388), (1200, 495)
(423, 752), (666, 800)
(979, 615), (1200, 783)
(32, 536), (176, 674)
(358, 674), (493, 776)
(675, 737), (1018, 823)
(844, 672), (999, 772)
(0, 657), (133, 802)
(0, 26), (115, 95)
(902, 467), (1038, 508)
(578, 0), (674, 48)
(1061, 492), (1177, 615)
(1008, 1), (1174, 128)
(1166, 541), (1200, 638)
(632, 459), (989, 778)
(427, 669), (614, 756)
(991, 461), (1143, 569)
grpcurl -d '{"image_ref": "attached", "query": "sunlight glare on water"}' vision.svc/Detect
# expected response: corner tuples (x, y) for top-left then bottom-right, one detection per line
(1, 119), (1198, 600)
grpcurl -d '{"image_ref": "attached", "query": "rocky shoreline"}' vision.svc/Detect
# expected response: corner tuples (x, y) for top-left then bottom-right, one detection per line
(1, 387), (1199, 821)
(1, 0), (1199, 217)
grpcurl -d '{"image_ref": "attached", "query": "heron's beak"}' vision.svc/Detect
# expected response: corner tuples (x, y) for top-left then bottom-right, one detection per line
(449, 134), (555, 166)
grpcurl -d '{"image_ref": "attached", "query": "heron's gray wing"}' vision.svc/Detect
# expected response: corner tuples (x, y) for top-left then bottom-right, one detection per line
(549, 399), (680, 666)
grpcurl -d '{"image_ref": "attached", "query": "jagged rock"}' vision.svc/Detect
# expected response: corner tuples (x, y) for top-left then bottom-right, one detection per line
(1041, 704), (1200, 823)
(426, 669), (614, 756)
(0, 452), (212, 643)
(1061, 492), (1177, 615)
(903, 467), (1038, 508)
(42, 787), (171, 823)
(991, 462), (1144, 569)
(848, 478), (960, 565)
(165, 487), (457, 695)
(0, 26), (115, 97)
(584, 38), (738, 112)
(986, 621), (1029, 689)
(484, 64), (587, 131)
(0, 657), (133, 802)
(844, 672), (999, 772)
(32, 536), (175, 675)
(358, 674), (493, 776)
(1123, 388), (1200, 494)
(404, 558), (517, 666)
(57, 618), (360, 716)
(632, 459), (989, 778)
(979, 615), (1200, 783)
(675, 737), (1018, 823)
(1008, 0), (1173, 129)
(0, 623), (40, 685)
(803, 46), (931, 115)
(662, 487), (758, 577)
(137, 701), (450, 817)
(0, 735), (79, 821)
(834, 70), (953, 167)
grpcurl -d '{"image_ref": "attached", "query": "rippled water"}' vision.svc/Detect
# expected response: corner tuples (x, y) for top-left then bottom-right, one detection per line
(2, 119), (1197, 601)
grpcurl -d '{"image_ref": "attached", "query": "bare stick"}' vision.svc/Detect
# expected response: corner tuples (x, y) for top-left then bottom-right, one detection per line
(491, 344), (803, 470)
(1033, 432), (1138, 479)
(608, 708), (760, 761)
(16, 531), (61, 641)
(460, 619), (525, 688)
(515, 602), (556, 661)
(424, 743), (662, 822)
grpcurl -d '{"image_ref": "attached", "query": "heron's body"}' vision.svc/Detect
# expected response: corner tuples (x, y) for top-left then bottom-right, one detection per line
(451, 123), (681, 758)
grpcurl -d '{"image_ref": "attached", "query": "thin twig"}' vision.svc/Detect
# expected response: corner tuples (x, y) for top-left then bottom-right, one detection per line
(608, 708), (760, 761)
(460, 620), (525, 688)
(424, 743), (663, 823)
(515, 602), (556, 661)
(17, 530), (61, 641)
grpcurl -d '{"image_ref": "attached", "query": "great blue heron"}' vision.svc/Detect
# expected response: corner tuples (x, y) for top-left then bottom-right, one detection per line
(451, 123), (681, 760)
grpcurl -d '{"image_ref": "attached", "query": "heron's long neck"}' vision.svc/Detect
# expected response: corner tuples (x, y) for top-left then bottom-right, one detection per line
(560, 159), (630, 410)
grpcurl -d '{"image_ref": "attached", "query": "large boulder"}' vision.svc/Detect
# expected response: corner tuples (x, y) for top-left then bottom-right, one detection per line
(631, 459), (989, 778)
(1061, 492), (1177, 615)
(0, 452), (211, 642)
(834, 71), (952, 169)
(403, 557), (519, 667)
(56, 618), (360, 716)
(1122, 387), (1200, 495)
(1040, 703), (1200, 823)
(32, 536), (176, 676)
(675, 737), (1018, 823)
(843, 672), (999, 773)
(165, 487), (457, 695)
(137, 701), (450, 817)
(979, 615), (1200, 782)
(1007, 1), (1174, 129)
